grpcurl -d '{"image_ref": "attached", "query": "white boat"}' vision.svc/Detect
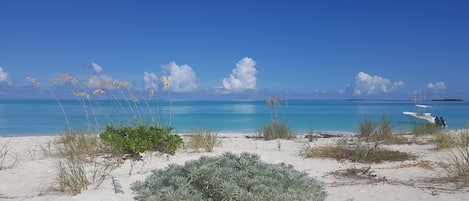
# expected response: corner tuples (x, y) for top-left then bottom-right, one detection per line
(403, 104), (447, 127)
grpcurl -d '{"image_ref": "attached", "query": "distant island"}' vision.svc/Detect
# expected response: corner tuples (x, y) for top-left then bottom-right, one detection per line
(432, 98), (464, 102)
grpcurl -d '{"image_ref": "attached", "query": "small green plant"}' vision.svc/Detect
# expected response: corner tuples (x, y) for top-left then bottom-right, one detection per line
(186, 128), (220, 152)
(131, 152), (327, 201)
(99, 125), (182, 158)
(258, 119), (295, 140)
(257, 96), (295, 140)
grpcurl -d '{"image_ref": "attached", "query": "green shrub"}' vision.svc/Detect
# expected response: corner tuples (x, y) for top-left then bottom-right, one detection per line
(131, 152), (327, 201)
(258, 119), (295, 140)
(99, 125), (182, 158)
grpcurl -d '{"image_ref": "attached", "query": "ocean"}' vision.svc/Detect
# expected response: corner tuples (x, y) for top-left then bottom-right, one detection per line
(0, 99), (468, 136)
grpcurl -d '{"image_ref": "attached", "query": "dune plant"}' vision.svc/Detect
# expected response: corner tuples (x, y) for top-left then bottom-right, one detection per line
(56, 159), (89, 195)
(186, 128), (220, 152)
(257, 96), (295, 140)
(412, 123), (442, 136)
(54, 132), (103, 162)
(131, 152), (327, 201)
(99, 125), (182, 158)
(0, 141), (17, 170)
(358, 119), (374, 139)
(53, 131), (116, 194)
(27, 70), (177, 195)
(440, 127), (469, 184)
(303, 136), (413, 163)
(358, 115), (394, 142)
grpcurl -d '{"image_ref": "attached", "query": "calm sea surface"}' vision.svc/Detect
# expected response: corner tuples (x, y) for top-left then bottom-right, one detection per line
(1, 99), (468, 136)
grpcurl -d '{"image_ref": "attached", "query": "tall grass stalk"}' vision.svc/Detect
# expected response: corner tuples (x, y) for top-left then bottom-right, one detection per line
(53, 132), (116, 194)
(441, 128), (469, 183)
(258, 96), (294, 140)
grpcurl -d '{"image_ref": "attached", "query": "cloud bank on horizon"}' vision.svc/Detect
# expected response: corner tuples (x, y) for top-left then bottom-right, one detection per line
(0, 62), (454, 99)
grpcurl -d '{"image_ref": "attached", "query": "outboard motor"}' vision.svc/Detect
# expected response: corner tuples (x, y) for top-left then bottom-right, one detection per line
(435, 117), (442, 126)
(440, 116), (447, 127)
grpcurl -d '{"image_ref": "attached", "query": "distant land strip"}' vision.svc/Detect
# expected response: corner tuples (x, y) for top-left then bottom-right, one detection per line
(432, 98), (464, 102)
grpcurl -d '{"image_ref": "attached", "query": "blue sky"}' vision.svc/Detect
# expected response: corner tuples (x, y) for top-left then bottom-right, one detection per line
(1, 0), (468, 100)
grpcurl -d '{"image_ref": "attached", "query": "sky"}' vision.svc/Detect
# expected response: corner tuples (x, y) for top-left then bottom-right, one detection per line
(1, 0), (468, 100)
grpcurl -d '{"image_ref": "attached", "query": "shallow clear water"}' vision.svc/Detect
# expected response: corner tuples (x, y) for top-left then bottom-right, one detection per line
(0, 99), (468, 136)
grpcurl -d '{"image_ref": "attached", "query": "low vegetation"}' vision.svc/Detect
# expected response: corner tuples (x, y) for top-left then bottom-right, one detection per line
(256, 96), (295, 140)
(131, 152), (327, 201)
(186, 128), (220, 152)
(440, 128), (469, 184)
(257, 119), (295, 140)
(302, 116), (414, 163)
(412, 123), (442, 136)
(54, 132), (115, 195)
(99, 125), (183, 158)
(303, 137), (414, 163)
(357, 115), (393, 142)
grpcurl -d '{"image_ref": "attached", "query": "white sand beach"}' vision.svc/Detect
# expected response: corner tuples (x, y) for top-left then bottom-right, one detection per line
(1, 133), (468, 201)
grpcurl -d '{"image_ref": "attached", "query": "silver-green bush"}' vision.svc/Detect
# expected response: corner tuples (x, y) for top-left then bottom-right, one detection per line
(131, 152), (326, 201)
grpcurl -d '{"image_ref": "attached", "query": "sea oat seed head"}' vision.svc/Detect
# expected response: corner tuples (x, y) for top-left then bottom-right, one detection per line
(161, 76), (170, 90)
(27, 77), (41, 86)
(93, 88), (105, 94)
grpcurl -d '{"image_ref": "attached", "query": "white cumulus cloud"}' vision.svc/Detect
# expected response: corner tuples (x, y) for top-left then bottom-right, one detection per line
(221, 57), (257, 92)
(353, 72), (404, 95)
(0, 67), (9, 83)
(143, 72), (158, 90)
(427, 81), (446, 92)
(161, 62), (198, 92)
(91, 62), (103, 74)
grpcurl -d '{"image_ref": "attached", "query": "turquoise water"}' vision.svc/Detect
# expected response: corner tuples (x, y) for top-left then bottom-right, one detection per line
(0, 99), (468, 136)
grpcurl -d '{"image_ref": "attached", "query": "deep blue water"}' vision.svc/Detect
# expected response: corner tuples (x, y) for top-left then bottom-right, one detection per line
(0, 99), (468, 136)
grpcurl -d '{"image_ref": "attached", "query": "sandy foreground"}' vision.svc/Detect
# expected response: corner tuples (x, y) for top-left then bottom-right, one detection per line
(1, 133), (468, 201)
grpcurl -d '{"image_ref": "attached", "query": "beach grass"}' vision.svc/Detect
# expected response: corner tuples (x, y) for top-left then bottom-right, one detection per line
(302, 117), (414, 163)
(185, 128), (221, 152)
(303, 137), (414, 163)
